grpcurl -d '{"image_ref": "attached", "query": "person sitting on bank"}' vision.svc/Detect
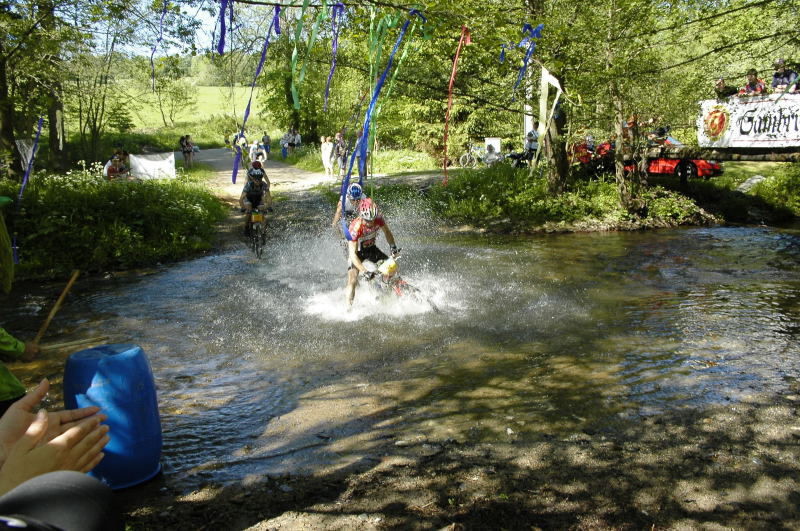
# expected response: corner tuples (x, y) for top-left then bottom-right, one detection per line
(714, 77), (738, 99)
(772, 58), (798, 93)
(0, 327), (39, 417)
(739, 68), (767, 96)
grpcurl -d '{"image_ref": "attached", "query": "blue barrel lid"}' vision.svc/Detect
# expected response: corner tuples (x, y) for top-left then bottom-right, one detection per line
(70, 343), (143, 361)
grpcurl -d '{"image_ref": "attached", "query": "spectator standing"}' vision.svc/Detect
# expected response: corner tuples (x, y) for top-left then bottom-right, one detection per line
(320, 136), (335, 179)
(280, 130), (292, 158)
(293, 129), (302, 150)
(714, 77), (738, 99)
(739, 69), (767, 96)
(333, 132), (347, 177)
(772, 58), (798, 93)
(181, 135), (194, 168)
(261, 132), (271, 160)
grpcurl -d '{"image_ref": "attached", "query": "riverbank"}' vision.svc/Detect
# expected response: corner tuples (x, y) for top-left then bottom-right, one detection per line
(121, 387), (800, 529)
(111, 152), (800, 530)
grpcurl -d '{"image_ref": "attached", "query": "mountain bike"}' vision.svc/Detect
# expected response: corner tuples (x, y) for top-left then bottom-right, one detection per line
(362, 254), (440, 312)
(248, 208), (267, 258)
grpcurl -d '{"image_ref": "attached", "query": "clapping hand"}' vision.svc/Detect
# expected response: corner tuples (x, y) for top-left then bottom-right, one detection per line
(0, 379), (107, 468)
(0, 408), (109, 496)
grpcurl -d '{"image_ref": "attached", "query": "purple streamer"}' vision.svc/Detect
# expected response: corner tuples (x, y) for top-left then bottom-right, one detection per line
(149, 0), (169, 91)
(340, 9), (425, 241)
(512, 23), (543, 100)
(231, 7), (281, 184)
(217, 0), (229, 55)
(12, 116), (43, 264)
(324, 3), (345, 112)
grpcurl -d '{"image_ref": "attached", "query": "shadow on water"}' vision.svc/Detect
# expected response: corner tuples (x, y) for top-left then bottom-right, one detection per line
(2, 201), (800, 527)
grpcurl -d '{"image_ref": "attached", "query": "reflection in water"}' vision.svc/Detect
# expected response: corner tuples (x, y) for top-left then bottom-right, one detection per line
(2, 220), (799, 487)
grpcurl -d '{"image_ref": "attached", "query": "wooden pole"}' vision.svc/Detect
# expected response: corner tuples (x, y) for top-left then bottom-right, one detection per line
(33, 269), (79, 344)
(39, 336), (108, 353)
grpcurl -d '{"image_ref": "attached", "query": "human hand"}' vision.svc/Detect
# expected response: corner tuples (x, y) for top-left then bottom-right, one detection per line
(0, 410), (109, 496)
(361, 271), (375, 281)
(21, 341), (39, 362)
(0, 379), (104, 468)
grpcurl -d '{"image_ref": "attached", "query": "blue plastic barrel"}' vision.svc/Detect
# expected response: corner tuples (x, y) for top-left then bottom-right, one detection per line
(63, 344), (162, 490)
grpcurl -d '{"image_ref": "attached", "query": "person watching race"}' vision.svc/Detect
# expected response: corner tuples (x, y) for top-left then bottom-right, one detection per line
(345, 198), (399, 307)
(239, 161), (273, 236)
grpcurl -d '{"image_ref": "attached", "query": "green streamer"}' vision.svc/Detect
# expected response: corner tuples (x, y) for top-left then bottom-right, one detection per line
(293, 0), (327, 109)
(290, 0), (311, 109)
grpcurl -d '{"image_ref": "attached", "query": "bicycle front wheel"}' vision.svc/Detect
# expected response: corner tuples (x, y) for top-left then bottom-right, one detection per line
(458, 153), (474, 168)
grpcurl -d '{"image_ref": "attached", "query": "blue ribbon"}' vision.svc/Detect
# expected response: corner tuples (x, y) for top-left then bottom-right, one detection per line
(324, 2), (345, 112)
(217, 0), (230, 55)
(149, 0), (169, 91)
(340, 9), (425, 241)
(12, 116), (43, 264)
(512, 23), (543, 100)
(231, 7), (281, 184)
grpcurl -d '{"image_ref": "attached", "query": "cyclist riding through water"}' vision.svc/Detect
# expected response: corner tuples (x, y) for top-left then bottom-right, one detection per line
(346, 198), (399, 307)
(239, 160), (273, 236)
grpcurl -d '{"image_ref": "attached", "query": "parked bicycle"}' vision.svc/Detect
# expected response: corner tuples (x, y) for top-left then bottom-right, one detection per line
(458, 143), (485, 168)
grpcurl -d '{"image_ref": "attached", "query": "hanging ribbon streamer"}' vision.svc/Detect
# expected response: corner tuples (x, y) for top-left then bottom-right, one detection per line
(293, 0), (328, 110)
(216, 0), (230, 55)
(324, 2), (345, 112)
(289, 0), (311, 109)
(511, 23), (544, 100)
(149, 0), (169, 91)
(340, 9), (426, 241)
(443, 25), (471, 186)
(231, 8), (281, 184)
(12, 116), (43, 265)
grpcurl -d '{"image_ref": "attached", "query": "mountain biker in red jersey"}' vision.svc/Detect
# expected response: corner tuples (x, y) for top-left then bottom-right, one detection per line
(345, 198), (398, 306)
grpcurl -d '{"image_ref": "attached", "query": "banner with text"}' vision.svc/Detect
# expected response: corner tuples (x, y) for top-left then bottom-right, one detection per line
(697, 93), (800, 148)
(130, 152), (176, 180)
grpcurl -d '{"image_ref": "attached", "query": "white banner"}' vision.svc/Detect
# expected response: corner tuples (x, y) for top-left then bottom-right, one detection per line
(697, 93), (800, 148)
(130, 152), (176, 180)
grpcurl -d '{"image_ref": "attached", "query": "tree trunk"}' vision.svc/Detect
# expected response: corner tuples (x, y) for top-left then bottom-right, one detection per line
(47, 84), (65, 170)
(544, 99), (569, 194)
(0, 46), (20, 179)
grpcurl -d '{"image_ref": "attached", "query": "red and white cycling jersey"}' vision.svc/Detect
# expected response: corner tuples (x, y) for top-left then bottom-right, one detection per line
(348, 216), (385, 249)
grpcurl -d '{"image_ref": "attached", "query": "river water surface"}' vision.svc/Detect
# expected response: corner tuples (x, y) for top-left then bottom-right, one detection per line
(3, 219), (799, 490)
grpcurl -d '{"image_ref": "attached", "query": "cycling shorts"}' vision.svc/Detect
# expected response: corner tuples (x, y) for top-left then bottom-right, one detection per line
(349, 246), (388, 270)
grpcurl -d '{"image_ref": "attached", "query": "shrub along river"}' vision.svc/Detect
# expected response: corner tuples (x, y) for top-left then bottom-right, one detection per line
(2, 216), (799, 493)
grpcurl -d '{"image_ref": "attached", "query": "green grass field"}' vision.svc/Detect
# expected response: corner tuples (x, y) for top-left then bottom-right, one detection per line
(131, 86), (256, 128)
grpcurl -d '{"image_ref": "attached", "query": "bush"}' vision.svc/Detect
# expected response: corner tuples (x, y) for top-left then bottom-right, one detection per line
(0, 165), (226, 279)
(427, 165), (714, 230)
(750, 164), (800, 218)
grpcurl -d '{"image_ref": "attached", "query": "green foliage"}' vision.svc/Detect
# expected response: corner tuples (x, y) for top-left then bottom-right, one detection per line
(750, 164), (800, 218)
(0, 167), (226, 279)
(427, 165), (715, 229)
(282, 144), (438, 175)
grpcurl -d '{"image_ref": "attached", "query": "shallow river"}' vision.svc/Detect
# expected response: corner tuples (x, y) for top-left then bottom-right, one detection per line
(2, 215), (799, 489)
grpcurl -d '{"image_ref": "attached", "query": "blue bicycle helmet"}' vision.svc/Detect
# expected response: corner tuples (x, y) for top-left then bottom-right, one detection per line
(348, 183), (364, 200)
